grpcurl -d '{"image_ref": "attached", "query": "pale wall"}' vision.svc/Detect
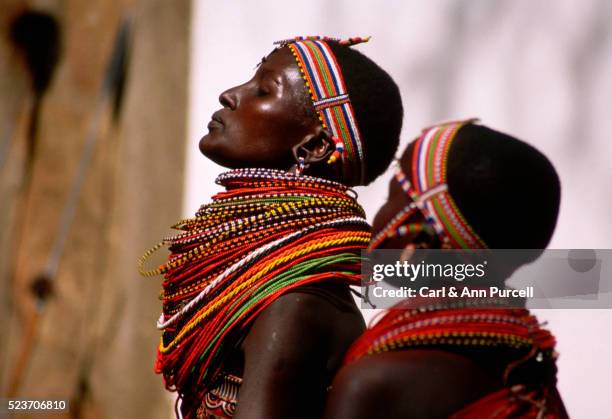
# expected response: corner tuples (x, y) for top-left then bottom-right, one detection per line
(186, 1), (612, 417)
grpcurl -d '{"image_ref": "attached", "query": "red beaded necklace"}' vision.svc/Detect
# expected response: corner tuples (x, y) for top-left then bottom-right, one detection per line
(138, 168), (371, 417)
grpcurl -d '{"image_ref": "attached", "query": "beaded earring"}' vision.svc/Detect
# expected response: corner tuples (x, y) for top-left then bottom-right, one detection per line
(327, 137), (345, 164)
(274, 36), (367, 184)
(297, 156), (306, 175)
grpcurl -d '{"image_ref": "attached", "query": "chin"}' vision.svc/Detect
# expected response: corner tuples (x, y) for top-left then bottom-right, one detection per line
(198, 133), (213, 155)
(198, 134), (240, 169)
(199, 132), (223, 158)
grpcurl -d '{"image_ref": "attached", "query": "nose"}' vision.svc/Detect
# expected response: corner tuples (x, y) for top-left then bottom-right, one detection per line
(219, 87), (238, 110)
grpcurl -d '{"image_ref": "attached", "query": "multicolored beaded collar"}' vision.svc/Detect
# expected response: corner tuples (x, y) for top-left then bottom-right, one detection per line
(274, 36), (370, 185)
(370, 118), (487, 250)
(138, 168), (371, 417)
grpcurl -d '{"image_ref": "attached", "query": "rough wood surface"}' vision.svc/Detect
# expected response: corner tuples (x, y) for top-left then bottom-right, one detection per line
(1, 1), (190, 417)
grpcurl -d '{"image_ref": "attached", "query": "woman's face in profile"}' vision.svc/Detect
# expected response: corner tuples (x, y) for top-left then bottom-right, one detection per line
(371, 142), (431, 250)
(199, 47), (319, 170)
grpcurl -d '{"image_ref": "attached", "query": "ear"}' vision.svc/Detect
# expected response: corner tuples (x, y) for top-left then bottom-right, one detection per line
(292, 126), (335, 165)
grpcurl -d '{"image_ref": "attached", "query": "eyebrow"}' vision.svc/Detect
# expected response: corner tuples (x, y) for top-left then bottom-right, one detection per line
(256, 67), (282, 84)
(258, 67), (274, 75)
(254, 55), (267, 69)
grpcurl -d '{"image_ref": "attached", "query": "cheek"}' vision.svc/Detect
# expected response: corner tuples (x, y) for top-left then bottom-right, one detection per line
(252, 111), (308, 149)
(258, 102), (274, 112)
(246, 102), (293, 136)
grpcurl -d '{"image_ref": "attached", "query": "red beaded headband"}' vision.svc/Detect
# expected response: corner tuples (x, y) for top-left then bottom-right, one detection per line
(274, 36), (370, 185)
(370, 118), (487, 250)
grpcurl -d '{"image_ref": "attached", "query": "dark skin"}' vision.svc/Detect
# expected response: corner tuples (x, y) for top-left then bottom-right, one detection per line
(323, 143), (507, 419)
(200, 47), (338, 179)
(197, 47), (365, 419)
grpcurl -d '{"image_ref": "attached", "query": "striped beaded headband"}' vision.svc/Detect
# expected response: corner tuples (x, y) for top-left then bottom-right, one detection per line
(370, 119), (487, 250)
(408, 118), (486, 249)
(274, 36), (370, 185)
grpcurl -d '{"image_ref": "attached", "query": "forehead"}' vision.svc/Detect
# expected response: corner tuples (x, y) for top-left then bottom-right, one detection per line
(259, 47), (302, 79)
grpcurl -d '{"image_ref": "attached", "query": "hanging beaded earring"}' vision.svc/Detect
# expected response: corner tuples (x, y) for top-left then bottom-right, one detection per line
(327, 137), (345, 164)
(296, 156), (306, 175)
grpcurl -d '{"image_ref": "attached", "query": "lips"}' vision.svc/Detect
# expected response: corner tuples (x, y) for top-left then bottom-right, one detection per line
(212, 111), (225, 125)
(207, 110), (225, 130)
(207, 119), (222, 130)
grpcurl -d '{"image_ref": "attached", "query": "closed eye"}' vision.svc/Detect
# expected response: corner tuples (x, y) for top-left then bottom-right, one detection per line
(256, 69), (281, 96)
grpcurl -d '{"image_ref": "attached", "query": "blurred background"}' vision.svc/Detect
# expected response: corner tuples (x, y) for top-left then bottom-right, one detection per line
(1, 0), (611, 417)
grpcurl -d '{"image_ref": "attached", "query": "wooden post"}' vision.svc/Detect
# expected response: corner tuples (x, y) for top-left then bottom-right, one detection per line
(1, 1), (190, 418)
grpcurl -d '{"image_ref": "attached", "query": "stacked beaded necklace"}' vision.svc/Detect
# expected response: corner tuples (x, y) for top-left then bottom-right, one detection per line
(138, 168), (370, 414)
(343, 303), (556, 365)
(342, 302), (559, 418)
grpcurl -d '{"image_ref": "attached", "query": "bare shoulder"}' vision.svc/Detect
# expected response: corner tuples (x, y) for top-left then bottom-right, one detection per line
(324, 350), (500, 419)
(235, 284), (364, 419)
(245, 283), (365, 360)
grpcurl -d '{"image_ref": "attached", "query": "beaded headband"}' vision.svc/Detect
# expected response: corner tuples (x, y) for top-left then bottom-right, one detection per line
(274, 36), (370, 185)
(370, 118), (487, 250)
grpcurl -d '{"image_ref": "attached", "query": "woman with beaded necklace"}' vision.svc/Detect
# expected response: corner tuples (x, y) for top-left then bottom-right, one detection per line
(323, 119), (568, 418)
(139, 36), (403, 419)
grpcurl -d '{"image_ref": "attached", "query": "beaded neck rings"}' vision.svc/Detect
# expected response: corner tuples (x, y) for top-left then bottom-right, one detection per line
(370, 119), (487, 250)
(274, 36), (370, 185)
(138, 168), (371, 416)
(343, 306), (556, 364)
